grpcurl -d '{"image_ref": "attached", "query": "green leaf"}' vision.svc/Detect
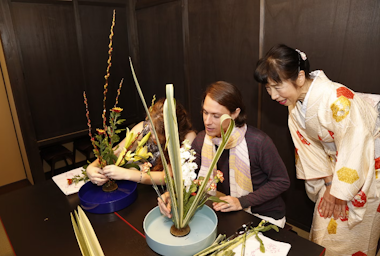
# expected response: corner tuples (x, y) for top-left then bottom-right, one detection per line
(183, 184), (197, 203)
(71, 212), (90, 256)
(116, 119), (126, 125)
(124, 163), (140, 170)
(163, 84), (184, 227)
(255, 233), (265, 253)
(114, 129), (124, 134)
(183, 195), (195, 217)
(129, 58), (179, 227)
(111, 134), (120, 144)
(207, 196), (228, 204)
(76, 206), (105, 256)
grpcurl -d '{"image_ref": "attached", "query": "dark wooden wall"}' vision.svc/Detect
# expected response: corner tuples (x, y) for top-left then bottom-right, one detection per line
(1, 0), (380, 231)
(0, 0), (141, 184)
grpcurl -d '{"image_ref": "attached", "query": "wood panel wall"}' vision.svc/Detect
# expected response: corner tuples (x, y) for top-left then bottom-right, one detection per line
(1, 0), (379, 231)
(0, 0), (141, 183)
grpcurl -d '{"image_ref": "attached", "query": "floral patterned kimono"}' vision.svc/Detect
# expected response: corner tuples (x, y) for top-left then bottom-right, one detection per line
(288, 71), (380, 256)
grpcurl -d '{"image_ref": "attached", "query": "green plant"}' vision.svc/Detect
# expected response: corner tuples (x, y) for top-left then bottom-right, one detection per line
(194, 220), (279, 256)
(82, 10), (152, 175)
(130, 59), (235, 231)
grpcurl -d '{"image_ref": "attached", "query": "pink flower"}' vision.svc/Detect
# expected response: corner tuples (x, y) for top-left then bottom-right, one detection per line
(216, 170), (224, 183)
(209, 183), (216, 191)
(194, 179), (204, 186)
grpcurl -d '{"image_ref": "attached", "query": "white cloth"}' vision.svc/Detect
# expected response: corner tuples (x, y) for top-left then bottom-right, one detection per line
(52, 167), (86, 195)
(252, 213), (286, 229)
(232, 232), (291, 256)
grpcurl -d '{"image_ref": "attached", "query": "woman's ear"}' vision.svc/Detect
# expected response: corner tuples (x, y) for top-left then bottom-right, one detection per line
(296, 70), (306, 87)
(231, 108), (241, 120)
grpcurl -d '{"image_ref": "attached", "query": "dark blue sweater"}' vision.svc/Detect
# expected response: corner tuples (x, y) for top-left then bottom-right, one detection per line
(191, 125), (290, 219)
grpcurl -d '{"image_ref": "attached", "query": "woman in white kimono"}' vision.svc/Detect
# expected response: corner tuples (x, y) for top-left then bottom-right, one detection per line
(254, 44), (380, 256)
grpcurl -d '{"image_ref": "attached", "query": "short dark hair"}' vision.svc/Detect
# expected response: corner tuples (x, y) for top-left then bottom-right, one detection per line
(202, 81), (246, 127)
(254, 44), (310, 85)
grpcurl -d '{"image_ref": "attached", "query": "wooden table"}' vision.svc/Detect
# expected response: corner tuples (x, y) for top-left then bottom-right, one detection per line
(0, 180), (325, 256)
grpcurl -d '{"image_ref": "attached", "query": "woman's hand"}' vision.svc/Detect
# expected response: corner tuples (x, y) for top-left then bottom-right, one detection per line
(334, 198), (348, 220)
(320, 185), (335, 218)
(158, 192), (172, 218)
(86, 162), (108, 186)
(102, 165), (129, 180)
(212, 196), (242, 212)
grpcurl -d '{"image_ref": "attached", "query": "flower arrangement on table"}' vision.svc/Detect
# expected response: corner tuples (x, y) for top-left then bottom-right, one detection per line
(168, 139), (226, 227)
(130, 60), (234, 236)
(70, 10), (152, 191)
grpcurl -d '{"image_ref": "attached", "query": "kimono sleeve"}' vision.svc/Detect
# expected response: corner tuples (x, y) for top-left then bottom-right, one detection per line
(320, 87), (376, 202)
(288, 116), (333, 180)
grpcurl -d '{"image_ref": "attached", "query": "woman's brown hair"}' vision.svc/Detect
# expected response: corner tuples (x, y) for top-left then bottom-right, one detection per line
(149, 98), (194, 170)
(203, 81), (247, 127)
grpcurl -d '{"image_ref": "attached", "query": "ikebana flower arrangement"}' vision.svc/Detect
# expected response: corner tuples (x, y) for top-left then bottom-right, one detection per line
(81, 10), (152, 192)
(130, 59), (234, 236)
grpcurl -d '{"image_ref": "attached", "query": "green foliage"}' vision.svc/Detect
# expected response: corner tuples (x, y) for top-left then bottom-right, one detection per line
(194, 220), (279, 256)
(69, 169), (90, 185)
(95, 109), (125, 168)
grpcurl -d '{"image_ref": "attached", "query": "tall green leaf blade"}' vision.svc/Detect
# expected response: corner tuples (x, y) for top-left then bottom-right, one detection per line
(77, 206), (105, 256)
(183, 114), (235, 226)
(163, 84), (183, 227)
(75, 210), (94, 255)
(129, 58), (179, 227)
(71, 212), (90, 256)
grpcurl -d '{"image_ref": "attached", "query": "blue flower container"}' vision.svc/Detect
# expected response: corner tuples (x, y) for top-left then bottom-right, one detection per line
(79, 180), (137, 214)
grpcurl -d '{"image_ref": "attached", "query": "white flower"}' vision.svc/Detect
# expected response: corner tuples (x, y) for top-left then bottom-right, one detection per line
(181, 150), (191, 162)
(180, 140), (198, 192)
(181, 139), (191, 150)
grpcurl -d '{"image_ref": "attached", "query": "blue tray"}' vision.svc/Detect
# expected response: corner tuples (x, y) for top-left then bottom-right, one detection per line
(79, 180), (137, 214)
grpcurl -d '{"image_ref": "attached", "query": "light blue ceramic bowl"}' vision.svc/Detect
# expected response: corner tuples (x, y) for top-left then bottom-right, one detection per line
(143, 205), (217, 256)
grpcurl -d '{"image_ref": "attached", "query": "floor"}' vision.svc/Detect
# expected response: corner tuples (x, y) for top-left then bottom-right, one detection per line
(0, 179), (31, 197)
(286, 223), (310, 240)
(0, 165), (80, 256)
(0, 218), (14, 256)
(0, 157), (96, 198)
(0, 181), (22, 256)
